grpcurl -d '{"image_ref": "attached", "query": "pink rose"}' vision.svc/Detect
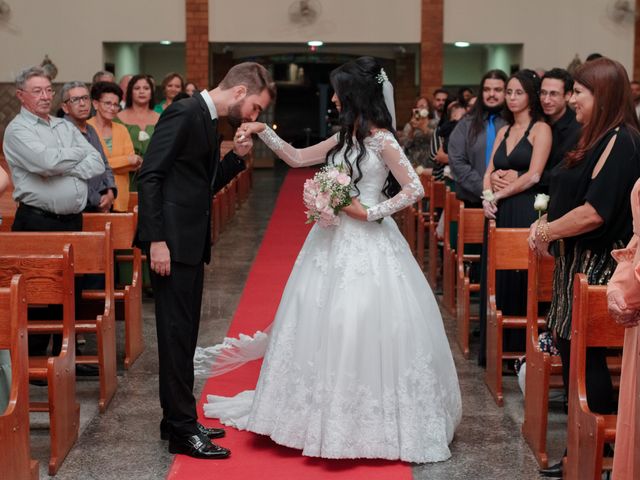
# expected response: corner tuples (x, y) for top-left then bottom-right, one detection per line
(327, 168), (339, 179)
(315, 192), (331, 210)
(336, 173), (350, 186)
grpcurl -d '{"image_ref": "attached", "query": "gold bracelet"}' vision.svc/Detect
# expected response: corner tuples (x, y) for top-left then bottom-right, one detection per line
(536, 221), (550, 243)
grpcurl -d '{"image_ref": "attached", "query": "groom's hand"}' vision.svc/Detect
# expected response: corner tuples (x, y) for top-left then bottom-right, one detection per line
(150, 241), (171, 276)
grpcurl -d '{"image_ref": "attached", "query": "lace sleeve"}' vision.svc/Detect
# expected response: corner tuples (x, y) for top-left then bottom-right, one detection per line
(366, 132), (424, 222)
(257, 125), (338, 168)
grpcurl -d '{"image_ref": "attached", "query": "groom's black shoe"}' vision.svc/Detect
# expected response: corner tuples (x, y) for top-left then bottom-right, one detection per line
(197, 423), (226, 439)
(168, 434), (230, 459)
(539, 461), (563, 478)
(160, 421), (225, 440)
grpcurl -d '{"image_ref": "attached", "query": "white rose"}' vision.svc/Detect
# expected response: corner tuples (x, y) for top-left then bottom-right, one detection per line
(533, 193), (550, 211)
(138, 130), (150, 142)
(415, 165), (425, 175)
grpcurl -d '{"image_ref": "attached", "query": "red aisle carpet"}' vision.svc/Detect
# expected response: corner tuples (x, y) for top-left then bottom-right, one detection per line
(168, 169), (411, 480)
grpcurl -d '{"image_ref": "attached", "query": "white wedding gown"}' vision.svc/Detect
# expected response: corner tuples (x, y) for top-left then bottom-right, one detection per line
(201, 127), (462, 463)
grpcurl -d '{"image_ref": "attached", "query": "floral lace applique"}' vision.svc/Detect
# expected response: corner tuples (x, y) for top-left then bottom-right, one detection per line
(364, 131), (424, 222)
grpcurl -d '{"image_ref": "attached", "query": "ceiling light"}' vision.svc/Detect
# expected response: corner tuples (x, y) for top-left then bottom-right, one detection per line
(160, 40), (172, 45)
(307, 40), (323, 47)
(454, 41), (470, 48)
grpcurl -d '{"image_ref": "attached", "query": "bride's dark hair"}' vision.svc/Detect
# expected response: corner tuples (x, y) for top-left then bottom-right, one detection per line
(327, 56), (401, 198)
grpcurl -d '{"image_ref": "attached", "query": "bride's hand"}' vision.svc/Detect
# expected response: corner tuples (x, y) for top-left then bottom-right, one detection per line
(342, 197), (368, 221)
(237, 122), (266, 140)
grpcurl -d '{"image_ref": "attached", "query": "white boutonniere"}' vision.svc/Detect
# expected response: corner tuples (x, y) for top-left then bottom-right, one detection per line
(481, 189), (496, 203)
(533, 193), (550, 219)
(415, 165), (425, 175)
(138, 130), (150, 142)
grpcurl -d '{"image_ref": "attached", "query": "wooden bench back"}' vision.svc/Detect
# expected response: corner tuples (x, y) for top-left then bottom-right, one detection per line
(0, 225), (112, 276)
(419, 173), (431, 200)
(0, 245), (74, 306)
(571, 274), (625, 349)
(487, 220), (530, 273)
(127, 192), (138, 212)
(429, 180), (446, 217)
(526, 249), (555, 315)
(0, 275), (26, 352)
(0, 275), (35, 480)
(457, 207), (484, 250)
(83, 212), (136, 250)
(445, 191), (461, 230)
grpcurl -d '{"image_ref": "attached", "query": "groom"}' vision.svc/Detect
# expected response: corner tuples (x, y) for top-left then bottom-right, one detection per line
(135, 62), (275, 459)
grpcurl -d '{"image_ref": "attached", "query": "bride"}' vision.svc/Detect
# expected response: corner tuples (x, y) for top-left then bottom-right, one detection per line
(202, 56), (461, 463)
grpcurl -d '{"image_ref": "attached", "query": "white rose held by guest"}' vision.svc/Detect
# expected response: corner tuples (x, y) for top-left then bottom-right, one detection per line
(533, 193), (550, 219)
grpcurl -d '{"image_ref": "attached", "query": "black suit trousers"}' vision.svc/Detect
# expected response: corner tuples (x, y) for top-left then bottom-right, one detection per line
(150, 259), (204, 438)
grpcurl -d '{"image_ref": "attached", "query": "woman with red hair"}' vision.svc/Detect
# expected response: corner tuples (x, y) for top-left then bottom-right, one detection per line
(530, 57), (640, 477)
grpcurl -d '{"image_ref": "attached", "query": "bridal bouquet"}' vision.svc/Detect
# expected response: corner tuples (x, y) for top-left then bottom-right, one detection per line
(303, 165), (352, 227)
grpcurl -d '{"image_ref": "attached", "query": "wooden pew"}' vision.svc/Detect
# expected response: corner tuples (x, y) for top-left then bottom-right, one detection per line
(427, 180), (446, 289)
(236, 169), (251, 204)
(0, 275), (39, 480)
(416, 173), (432, 270)
(0, 227), (117, 413)
(212, 193), (221, 244)
(83, 212), (143, 369)
(127, 192), (138, 212)
(227, 177), (238, 222)
(564, 274), (625, 480)
(0, 247), (79, 475)
(455, 207), (484, 358)
(521, 249), (557, 467)
(442, 190), (461, 315)
(484, 221), (530, 406)
(219, 186), (230, 233)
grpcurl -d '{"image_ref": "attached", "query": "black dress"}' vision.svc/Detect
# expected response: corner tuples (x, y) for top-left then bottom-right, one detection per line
(479, 122), (539, 363)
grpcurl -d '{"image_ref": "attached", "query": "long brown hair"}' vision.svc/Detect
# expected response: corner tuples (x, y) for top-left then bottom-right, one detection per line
(565, 57), (640, 166)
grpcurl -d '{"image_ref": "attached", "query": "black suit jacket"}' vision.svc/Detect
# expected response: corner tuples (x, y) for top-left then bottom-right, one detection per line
(135, 93), (241, 265)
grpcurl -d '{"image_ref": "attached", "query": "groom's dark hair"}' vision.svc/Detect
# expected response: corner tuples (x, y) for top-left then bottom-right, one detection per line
(219, 62), (276, 100)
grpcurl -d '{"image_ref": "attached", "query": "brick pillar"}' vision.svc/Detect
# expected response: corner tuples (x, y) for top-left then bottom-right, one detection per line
(634, 0), (640, 81)
(185, 0), (209, 89)
(420, 0), (444, 98)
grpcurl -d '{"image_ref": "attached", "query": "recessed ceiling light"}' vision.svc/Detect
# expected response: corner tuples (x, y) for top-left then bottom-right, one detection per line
(307, 40), (323, 47)
(454, 41), (470, 48)
(160, 40), (172, 45)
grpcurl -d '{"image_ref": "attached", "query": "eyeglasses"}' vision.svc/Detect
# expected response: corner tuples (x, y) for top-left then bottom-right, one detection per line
(539, 90), (563, 99)
(99, 100), (121, 111)
(64, 95), (90, 105)
(20, 87), (55, 98)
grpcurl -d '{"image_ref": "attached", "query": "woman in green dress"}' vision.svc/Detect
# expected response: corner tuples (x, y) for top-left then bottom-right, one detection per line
(116, 75), (159, 292)
(116, 74), (160, 192)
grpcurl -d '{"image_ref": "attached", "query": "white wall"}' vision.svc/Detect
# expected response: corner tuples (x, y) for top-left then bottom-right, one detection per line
(444, 0), (634, 75)
(0, 0), (184, 82)
(0, 0), (635, 83)
(209, 0), (421, 43)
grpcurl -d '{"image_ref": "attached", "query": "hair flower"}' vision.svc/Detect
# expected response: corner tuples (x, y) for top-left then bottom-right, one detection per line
(376, 68), (389, 84)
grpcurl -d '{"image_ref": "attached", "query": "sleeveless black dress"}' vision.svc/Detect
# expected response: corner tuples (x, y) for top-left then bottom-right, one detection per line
(493, 122), (540, 353)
